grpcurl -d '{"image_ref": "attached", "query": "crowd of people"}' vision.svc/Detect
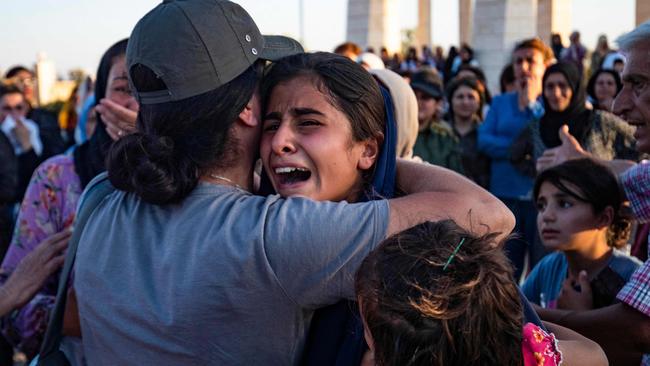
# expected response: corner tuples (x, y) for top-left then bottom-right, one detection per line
(0, 0), (649, 365)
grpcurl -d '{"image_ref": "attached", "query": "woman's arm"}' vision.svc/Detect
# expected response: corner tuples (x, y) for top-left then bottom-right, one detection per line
(543, 321), (609, 366)
(387, 159), (515, 240)
(538, 304), (649, 365)
(0, 231), (69, 317)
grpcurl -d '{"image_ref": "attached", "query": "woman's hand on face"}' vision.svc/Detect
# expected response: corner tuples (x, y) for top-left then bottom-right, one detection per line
(96, 98), (139, 141)
(0, 229), (71, 311)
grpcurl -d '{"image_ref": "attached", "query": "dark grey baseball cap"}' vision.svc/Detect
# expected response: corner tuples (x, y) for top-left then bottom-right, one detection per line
(127, 0), (304, 104)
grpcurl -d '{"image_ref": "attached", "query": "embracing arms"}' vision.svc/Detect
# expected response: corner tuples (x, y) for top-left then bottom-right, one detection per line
(387, 159), (515, 240)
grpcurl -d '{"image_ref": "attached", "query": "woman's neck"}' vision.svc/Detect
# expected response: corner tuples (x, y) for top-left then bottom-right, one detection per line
(563, 232), (612, 279)
(453, 116), (475, 136)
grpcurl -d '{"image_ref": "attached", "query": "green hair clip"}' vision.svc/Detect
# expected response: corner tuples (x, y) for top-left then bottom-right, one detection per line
(443, 237), (466, 271)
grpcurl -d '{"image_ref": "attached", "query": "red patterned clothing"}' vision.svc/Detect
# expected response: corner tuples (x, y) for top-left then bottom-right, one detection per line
(522, 323), (563, 366)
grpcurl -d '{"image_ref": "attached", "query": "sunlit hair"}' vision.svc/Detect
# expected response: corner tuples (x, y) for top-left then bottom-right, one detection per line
(616, 20), (650, 52)
(514, 38), (555, 63)
(533, 158), (631, 248)
(355, 220), (522, 366)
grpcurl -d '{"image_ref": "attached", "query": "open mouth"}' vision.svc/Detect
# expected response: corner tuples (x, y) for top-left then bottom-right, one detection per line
(274, 167), (312, 186)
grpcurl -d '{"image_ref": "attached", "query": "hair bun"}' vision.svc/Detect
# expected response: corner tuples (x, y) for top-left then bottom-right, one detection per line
(107, 133), (199, 204)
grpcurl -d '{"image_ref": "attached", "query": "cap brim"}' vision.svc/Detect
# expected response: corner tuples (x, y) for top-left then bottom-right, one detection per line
(259, 35), (304, 61)
(410, 82), (443, 99)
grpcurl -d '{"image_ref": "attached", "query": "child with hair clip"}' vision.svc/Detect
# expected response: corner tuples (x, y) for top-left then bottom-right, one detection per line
(355, 220), (607, 366)
(523, 159), (642, 310)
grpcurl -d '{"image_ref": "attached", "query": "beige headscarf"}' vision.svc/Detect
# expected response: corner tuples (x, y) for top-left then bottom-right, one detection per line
(369, 69), (419, 159)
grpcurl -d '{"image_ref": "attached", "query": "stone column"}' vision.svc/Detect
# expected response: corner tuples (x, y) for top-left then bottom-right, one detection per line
(472, 0), (537, 93)
(415, 0), (432, 50)
(459, 0), (474, 45)
(537, 0), (571, 49)
(346, 0), (401, 54)
(637, 0), (650, 26)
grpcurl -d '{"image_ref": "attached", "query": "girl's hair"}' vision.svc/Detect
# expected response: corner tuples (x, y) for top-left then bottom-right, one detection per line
(106, 61), (263, 205)
(445, 76), (485, 122)
(261, 52), (385, 184)
(456, 65), (492, 105)
(533, 158), (631, 248)
(499, 63), (515, 94)
(355, 220), (522, 366)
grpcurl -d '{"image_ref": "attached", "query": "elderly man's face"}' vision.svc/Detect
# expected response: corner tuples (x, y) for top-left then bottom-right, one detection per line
(613, 41), (650, 153)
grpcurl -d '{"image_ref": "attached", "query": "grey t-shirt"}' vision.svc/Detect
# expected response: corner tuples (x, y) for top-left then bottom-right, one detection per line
(74, 182), (389, 365)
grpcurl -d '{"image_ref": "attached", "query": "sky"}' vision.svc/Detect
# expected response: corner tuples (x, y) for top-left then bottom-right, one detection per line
(0, 0), (636, 78)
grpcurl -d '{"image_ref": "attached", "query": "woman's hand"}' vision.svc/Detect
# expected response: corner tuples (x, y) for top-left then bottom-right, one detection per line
(0, 229), (70, 315)
(96, 98), (139, 141)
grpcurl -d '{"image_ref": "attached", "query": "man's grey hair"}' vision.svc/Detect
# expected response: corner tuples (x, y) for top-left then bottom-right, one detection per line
(617, 20), (650, 52)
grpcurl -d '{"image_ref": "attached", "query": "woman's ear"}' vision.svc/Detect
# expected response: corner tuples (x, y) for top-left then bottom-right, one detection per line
(596, 206), (615, 229)
(237, 92), (261, 128)
(358, 139), (379, 170)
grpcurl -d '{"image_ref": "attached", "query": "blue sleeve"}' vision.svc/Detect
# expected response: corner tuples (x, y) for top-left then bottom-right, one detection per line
(477, 99), (514, 159)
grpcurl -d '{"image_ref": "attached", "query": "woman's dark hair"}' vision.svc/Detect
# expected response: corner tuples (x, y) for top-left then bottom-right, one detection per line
(107, 61), (263, 204)
(356, 220), (522, 366)
(586, 69), (622, 109)
(445, 76), (485, 122)
(261, 52), (385, 185)
(73, 38), (128, 189)
(533, 159), (631, 248)
(456, 65), (492, 104)
(499, 63), (515, 94)
(4, 65), (32, 79)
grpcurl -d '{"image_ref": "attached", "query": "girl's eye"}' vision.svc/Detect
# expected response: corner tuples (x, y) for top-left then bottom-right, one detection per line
(114, 87), (132, 95)
(299, 120), (321, 127)
(263, 122), (280, 132)
(558, 200), (573, 209)
(535, 201), (546, 212)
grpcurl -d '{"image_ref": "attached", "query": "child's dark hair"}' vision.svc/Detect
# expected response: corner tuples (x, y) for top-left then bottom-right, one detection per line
(533, 158), (630, 248)
(355, 220), (522, 366)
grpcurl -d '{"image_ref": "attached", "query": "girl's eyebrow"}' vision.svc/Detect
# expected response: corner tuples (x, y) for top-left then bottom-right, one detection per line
(263, 107), (325, 121)
(292, 107), (324, 117)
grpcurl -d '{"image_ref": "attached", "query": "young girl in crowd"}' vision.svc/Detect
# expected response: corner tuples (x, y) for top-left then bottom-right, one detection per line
(523, 159), (642, 309)
(445, 76), (491, 188)
(355, 220), (606, 366)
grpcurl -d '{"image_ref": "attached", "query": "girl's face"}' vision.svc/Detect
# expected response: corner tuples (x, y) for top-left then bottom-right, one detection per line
(594, 72), (618, 103)
(260, 76), (377, 202)
(105, 56), (137, 109)
(451, 85), (480, 121)
(536, 181), (609, 251)
(543, 72), (573, 112)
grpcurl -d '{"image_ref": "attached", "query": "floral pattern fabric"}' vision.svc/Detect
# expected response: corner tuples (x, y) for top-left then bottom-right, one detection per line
(0, 154), (81, 358)
(521, 322), (563, 366)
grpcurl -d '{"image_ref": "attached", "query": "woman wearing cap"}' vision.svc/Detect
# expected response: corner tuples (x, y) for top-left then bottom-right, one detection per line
(410, 68), (463, 172)
(71, 1), (514, 364)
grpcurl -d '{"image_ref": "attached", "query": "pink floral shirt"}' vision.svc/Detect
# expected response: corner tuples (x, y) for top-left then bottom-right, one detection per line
(0, 154), (82, 358)
(522, 323), (563, 366)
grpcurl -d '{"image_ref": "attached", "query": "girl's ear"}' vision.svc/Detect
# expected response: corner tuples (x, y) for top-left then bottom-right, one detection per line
(358, 139), (379, 170)
(596, 206), (615, 229)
